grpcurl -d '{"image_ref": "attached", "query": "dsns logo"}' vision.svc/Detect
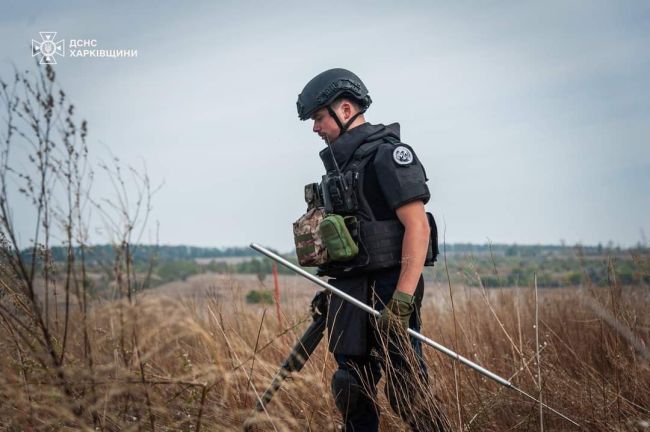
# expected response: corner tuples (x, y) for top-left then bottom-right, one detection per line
(32, 32), (65, 64)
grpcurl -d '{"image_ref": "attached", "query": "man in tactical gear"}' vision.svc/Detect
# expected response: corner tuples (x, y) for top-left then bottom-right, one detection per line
(296, 68), (450, 431)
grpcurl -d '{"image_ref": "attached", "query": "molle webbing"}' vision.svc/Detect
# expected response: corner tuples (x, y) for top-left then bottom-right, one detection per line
(359, 220), (404, 271)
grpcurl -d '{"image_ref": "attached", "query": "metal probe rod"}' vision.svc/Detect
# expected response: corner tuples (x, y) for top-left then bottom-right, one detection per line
(249, 243), (580, 427)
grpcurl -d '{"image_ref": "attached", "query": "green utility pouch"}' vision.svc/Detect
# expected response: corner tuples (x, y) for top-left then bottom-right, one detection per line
(318, 215), (359, 262)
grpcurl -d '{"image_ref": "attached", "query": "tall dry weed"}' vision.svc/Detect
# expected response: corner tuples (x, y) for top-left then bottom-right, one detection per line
(1, 270), (648, 431)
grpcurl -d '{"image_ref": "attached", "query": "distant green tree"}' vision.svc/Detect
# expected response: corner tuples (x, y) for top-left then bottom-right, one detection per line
(480, 275), (502, 288)
(567, 272), (582, 286)
(507, 267), (533, 286)
(156, 260), (201, 282)
(246, 289), (274, 305)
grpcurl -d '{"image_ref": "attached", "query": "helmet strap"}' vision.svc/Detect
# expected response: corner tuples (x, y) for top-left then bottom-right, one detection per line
(327, 105), (366, 136)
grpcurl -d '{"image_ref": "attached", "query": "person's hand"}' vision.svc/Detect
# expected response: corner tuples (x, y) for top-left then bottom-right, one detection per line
(310, 290), (329, 319)
(378, 290), (415, 332)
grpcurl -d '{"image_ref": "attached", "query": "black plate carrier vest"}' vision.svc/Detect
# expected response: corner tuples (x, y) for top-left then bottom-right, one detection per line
(317, 136), (439, 278)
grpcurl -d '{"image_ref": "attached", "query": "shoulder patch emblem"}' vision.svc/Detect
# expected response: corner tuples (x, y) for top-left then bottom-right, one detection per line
(392, 146), (413, 165)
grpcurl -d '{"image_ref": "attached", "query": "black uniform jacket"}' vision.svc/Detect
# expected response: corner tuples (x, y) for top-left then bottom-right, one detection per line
(319, 122), (431, 355)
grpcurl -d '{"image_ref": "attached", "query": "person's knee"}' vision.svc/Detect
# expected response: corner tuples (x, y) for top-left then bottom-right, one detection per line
(385, 373), (451, 432)
(384, 370), (418, 418)
(331, 369), (361, 415)
(385, 376), (406, 415)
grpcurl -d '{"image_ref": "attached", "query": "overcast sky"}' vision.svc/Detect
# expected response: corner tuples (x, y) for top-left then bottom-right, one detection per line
(1, 1), (648, 251)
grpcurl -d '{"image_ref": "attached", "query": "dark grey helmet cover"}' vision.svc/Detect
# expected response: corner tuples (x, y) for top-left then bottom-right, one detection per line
(297, 68), (372, 120)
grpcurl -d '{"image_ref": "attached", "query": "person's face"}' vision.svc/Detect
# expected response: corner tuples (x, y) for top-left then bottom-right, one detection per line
(311, 106), (341, 143)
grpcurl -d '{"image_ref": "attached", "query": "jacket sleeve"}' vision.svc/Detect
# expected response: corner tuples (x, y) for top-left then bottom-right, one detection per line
(373, 143), (430, 210)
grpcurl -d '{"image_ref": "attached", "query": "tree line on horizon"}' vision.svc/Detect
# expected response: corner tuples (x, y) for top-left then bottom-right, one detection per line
(27, 242), (645, 298)
(30, 241), (645, 266)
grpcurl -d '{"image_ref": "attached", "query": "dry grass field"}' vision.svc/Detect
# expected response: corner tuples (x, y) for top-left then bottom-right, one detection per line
(3, 62), (647, 431)
(1, 266), (648, 432)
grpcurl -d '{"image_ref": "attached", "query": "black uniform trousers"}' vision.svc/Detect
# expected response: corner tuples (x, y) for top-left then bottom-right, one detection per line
(332, 267), (449, 432)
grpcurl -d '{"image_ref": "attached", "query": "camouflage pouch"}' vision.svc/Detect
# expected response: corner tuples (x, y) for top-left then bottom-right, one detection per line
(293, 207), (328, 266)
(318, 215), (359, 262)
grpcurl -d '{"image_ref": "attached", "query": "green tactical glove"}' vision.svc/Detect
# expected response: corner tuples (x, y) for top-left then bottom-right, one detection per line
(379, 290), (415, 331)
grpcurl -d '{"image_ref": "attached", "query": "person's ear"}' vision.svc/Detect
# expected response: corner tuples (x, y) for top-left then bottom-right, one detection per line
(342, 102), (352, 121)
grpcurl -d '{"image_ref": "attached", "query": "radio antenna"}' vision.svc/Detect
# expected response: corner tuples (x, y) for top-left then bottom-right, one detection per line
(324, 136), (348, 189)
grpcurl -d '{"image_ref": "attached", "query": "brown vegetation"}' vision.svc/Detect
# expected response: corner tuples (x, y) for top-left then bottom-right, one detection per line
(1, 270), (649, 431)
(1, 64), (648, 432)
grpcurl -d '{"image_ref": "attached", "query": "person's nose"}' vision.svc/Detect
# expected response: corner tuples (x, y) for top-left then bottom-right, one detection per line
(312, 121), (320, 134)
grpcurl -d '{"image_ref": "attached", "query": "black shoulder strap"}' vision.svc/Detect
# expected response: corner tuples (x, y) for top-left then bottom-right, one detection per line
(341, 137), (396, 222)
(344, 139), (386, 172)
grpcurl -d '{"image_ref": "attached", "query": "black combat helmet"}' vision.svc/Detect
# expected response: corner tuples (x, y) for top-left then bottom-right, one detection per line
(297, 68), (372, 134)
